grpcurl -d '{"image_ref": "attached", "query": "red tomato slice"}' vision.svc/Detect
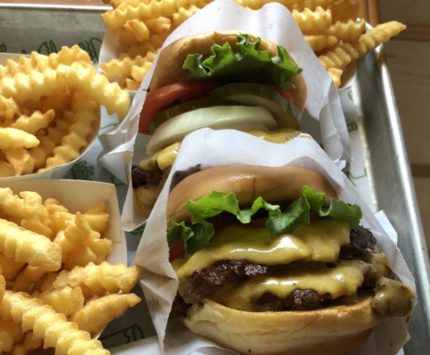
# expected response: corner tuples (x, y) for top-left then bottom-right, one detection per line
(139, 81), (218, 133)
(169, 239), (185, 262)
(263, 84), (294, 102)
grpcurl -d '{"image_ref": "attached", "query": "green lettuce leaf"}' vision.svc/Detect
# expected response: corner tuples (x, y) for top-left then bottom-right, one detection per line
(182, 34), (302, 88)
(167, 185), (362, 256)
(187, 191), (281, 224)
(167, 220), (215, 255)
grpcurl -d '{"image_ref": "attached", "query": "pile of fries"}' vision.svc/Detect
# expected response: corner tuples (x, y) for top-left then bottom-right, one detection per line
(0, 46), (130, 177)
(100, 0), (405, 89)
(0, 187), (141, 354)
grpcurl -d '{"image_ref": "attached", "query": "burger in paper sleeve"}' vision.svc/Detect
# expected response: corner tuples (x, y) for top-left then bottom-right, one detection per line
(132, 31), (309, 216)
(166, 164), (415, 354)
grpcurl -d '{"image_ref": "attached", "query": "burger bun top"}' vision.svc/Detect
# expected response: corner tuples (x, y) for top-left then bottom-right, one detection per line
(150, 31), (307, 112)
(167, 164), (336, 222)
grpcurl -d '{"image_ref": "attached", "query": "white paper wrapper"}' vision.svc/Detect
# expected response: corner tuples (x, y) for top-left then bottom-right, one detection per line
(133, 128), (415, 355)
(0, 179), (127, 264)
(99, 0), (351, 230)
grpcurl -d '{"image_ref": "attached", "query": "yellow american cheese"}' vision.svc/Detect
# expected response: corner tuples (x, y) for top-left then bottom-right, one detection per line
(173, 220), (350, 279)
(155, 129), (305, 170)
(213, 260), (371, 311)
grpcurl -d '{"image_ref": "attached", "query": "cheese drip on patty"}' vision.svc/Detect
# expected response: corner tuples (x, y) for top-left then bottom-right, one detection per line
(174, 220), (350, 279)
(212, 260), (372, 311)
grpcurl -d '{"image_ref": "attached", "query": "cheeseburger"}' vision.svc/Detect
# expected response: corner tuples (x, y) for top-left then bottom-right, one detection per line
(167, 165), (415, 354)
(132, 31), (308, 216)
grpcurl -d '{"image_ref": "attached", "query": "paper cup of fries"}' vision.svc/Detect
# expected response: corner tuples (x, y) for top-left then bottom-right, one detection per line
(0, 45), (131, 180)
(0, 180), (144, 353)
(0, 179), (127, 264)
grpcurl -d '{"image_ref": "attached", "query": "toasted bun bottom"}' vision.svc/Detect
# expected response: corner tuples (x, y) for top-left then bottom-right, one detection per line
(168, 164), (336, 222)
(150, 31), (307, 113)
(184, 297), (379, 355)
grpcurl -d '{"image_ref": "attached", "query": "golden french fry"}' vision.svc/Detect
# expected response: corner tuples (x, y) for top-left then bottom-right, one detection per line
(36, 286), (85, 316)
(292, 6), (332, 35)
(117, 28), (141, 51)
(3, 148), (35, 176)
(0, 187), (35, 219)
(100, 55), (144, 85)
(40, 102), (98, 172)
(72, 293), (141, 335)
(0, 95), (19, 120)
(319, 21), (407, 71)
(146, 16), (172, 33)
(83, 203), (110, 234)
(0, 253), (25, 281)
(32, 272), (58, 293)
(63, 246), (99, 270)
(30, 117), (70, 170)
(102, 0), (209, 29)
(11, 109), (55, 135)
(326, 19), (366, 43)
(124, 19), (150, 42)
(0, 188), (53, 238)
(0, 45), (91, 78)
(0, 218), (61, 272)
(328, 67), (343, 88)
(54, 212), (109, 269)
(52, 262), (140, 298)
(0, 67), (68, 103)
(126, 78), (141, 90)
(0, 56), (31, 78)
(130, 61), (152, 82)
(172, 4), (200, 28)
(18, 191), (54, 238)
(56, 62), (130, 119)
(101, 51), (155, 88)
(0, 127), (39, 150)
(10, 332), (42, 355)
(44, 198), (74, 233)
(13, 266), (46, 292)
(1, 291), (109, 354)
(331, 0), (360, 22)
(0, 319), (24, 354)
(305, 34), (338, 53)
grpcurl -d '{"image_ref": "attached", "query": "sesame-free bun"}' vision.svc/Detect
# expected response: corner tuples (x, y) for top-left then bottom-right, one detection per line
(167, 164), (336, 222)
(184, 297), (380, 355)
(150, 31), (307, 112)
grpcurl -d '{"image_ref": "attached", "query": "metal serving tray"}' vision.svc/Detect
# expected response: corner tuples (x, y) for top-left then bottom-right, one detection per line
(1, 3), (429, 354)
(355, 48), (430, 353)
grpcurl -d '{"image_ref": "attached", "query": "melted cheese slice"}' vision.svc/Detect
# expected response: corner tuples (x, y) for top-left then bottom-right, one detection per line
(174, 220), (350, 279)
(213, 260), (371, 311)
(155, 129), (306, 170)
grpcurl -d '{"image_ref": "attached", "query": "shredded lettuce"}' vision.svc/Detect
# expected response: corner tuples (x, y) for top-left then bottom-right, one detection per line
(168, 185), (362, 256)
(182, 34), (302, 89)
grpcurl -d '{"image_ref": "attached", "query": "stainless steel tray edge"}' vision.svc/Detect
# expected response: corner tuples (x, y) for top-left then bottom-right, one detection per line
(356, 48), (430, 354)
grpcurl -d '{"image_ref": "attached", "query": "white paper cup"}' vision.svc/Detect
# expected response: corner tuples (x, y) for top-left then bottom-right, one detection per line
(0, 179), (127, 265)
(0, 52), (102, 181)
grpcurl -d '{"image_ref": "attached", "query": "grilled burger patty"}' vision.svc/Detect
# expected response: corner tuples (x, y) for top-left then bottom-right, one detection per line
(172, 227), (377, 316)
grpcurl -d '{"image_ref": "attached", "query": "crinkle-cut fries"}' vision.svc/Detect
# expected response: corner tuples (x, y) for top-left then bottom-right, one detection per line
(0, 45), (131, 177)
(100, 0), (406, 89)
(0, 187), (141, 354)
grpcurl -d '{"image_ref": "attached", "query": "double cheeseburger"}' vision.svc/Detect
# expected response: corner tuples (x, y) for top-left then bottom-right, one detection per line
(132, 31), (308, 216)
(167, 165), (415, 354)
